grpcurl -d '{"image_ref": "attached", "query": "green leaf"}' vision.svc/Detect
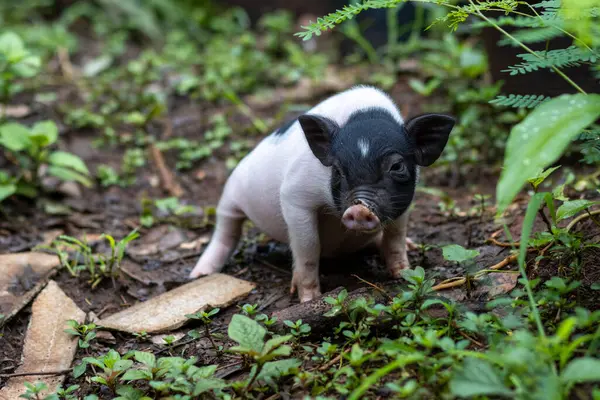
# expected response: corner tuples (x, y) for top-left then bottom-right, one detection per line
(113, 359), (134, 371)
(527, 165), (561, 190)
(0, 183), (16, 202)
(449, 358), (513, 397)
(561, 357), (600, 383)
(48, 151), (90, 175)
(192, 365), (218, 379)
(442, 244), (480, 263)
(0, 32), (26, 61)
(255, 359), (301, 382)
(30, 121), (59, 147)
(0, 123), (31, 151)
(497, 94), (600, 213)
(193, 378), (227, 395)
(133, 351), (155, 368)
(519, 192), (546, 269)
(47, 165), (93, 187)
(120, 369), (152, 381)
(262, 334), (293, 356)
(228, 314), (266, 353)
(556, 199), (600, 221)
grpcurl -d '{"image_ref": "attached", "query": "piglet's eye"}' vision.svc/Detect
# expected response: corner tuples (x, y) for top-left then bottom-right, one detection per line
(389, 163), (403, 172)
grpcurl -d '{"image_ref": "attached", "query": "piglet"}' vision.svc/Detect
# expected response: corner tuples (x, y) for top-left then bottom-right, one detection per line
(189, 85), (455, 302)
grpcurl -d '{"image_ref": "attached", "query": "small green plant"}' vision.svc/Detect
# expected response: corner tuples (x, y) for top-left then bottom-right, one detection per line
(0, 32), (41, 121)
(284, 319), (312, 339)
(19, 381), (56, 400)
(228, 314), (300, 390)
(0, 121), (91, 202)
(77, 349), (134, 392)
(42, 230), (139, 288)
(139, 197), (196, 227)
(64, 320), (97, 349)
(53, 385), (80, 400)
(185, 308), (221, 353)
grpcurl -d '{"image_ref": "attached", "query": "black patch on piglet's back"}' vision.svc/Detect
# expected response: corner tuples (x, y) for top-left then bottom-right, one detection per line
(273, 118), (297, 136)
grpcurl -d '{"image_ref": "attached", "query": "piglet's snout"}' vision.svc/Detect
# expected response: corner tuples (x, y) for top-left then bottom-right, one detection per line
(342, 204), (380, 231)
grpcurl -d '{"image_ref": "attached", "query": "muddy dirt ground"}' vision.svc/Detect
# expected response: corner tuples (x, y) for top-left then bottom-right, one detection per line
(1, 76), (599, 392)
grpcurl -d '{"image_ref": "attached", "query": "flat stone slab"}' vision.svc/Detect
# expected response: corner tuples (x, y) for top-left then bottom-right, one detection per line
(0, 252), (60, 326)
(99, 273), (256, 334)
(0, 280), (85, 400)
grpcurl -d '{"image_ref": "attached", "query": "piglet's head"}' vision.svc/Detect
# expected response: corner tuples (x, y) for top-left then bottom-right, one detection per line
(299, 110), (455, 232)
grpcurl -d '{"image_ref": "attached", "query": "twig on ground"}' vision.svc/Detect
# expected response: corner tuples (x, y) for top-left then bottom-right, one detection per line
(432, 250), (533, 291)
(567, 209), (600, 232)
(533, 242), (553, 271)
(319, 348), (351, 371)
(351, 274), (393, 301)
(0, 369), (71, 378)
(57, 48), (74, 81)
(487, 237), (520, 248)
(150, 144), (184, 197)
(256, 258), (292, 276)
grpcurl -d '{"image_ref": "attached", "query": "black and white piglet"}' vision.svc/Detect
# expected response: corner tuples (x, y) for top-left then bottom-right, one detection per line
(189, 85), (455, 302)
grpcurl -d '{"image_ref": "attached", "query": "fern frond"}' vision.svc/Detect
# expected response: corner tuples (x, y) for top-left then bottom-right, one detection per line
(532, 0), (561, 9)
(490, 94), (550, 108)
(294, 0), (403, 41)
(577, 129), (600, 141)
(497, 26), (563, 46)
(471, 17), (544, 29)
(502, 46), (598, 75)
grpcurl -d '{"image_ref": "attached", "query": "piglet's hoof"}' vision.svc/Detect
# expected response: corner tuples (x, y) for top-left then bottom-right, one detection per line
(406, 237), (418, 251)
(388, 262), (410, 279)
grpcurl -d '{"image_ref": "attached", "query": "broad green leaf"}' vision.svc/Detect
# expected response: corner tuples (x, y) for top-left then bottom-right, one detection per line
(193, 378), (227, 395)
(0, 183), (16, 202)
(120, 369), (152, 381)
(497, 94), (600, 213)
(133, 351), (155, 368)
(12, 54), (41, 77)
(0, 123), (31, 151)
(556, 199), (600, 221)
(192, 365), (218, 379)
(227, 314), (266, 353)
(442, 244), (480, 263)
(449, 358), (513, 397)
(72, 362), (87, 378)
(47, 165), (93, 187)
(561, 357), (600, 383)
(48, 151), (90, 174)
(113, 359), (134, 371)
(262, 334), (293, 356)
(30, 121), (59, 147)
(255, 359), (301, 382)
(0, 32), (25, 61)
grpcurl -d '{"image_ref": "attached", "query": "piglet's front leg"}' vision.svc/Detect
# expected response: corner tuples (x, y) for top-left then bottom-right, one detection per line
(282, 203), (322, 303)
(379, 211), (412, 279)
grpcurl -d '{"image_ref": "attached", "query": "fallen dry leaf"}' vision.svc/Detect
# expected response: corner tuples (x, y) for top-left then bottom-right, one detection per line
(99, 273), (255, 333)
(0, 104), (31, 118)
(179, 234), (211, 250)
(0, 252), (60, 326)
(0, 281), (85, 400)
(128, 226), (187, 258)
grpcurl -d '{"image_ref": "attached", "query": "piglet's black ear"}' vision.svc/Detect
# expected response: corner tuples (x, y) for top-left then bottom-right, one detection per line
(298, 114), (339, 166)
(404, 113), (455, 166)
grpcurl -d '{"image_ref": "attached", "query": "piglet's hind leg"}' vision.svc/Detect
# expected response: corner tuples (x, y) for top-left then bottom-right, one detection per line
(189, 196), (245, 278)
